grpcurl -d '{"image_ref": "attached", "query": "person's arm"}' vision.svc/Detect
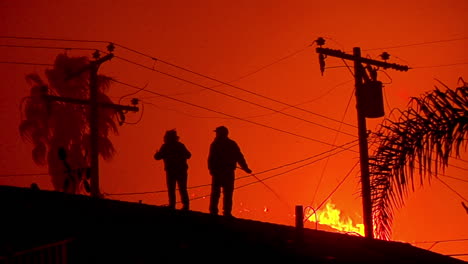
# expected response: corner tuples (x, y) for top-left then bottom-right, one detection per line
(235, 143), (252, 173)
(183, 143), (191, 159)
(154, 144), (165, 160)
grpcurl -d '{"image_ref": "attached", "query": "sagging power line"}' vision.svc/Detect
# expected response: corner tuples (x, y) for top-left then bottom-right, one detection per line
(1, 42), (360, 138)
(112, 78), (359, 150)
(105, 138), (359, 201)
(1, 37), (360, 130)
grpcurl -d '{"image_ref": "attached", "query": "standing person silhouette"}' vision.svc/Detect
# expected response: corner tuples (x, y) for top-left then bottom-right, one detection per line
(154, 129), (191, 210)
(208, 126), (252, 218)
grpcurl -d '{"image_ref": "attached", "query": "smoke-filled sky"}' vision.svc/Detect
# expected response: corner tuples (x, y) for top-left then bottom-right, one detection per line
(1, 0), (467, 260)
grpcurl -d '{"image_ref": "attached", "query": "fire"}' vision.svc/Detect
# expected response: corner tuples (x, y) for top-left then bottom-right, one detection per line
(306, 201), (364, 236)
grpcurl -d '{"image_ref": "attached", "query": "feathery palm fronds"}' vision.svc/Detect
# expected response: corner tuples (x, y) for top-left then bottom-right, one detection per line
(19, 53), (119, 194)
(370, 79), (468, 240)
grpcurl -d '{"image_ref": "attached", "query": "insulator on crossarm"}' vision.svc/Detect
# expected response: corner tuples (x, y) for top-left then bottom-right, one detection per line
(107, 42), (115, 53)
(319, 53), (326, 76)
(315, 37), (326, 47)
(131, 98), (139, 105)
(93, 50), (100, 59)
(380, 52), (390, 61)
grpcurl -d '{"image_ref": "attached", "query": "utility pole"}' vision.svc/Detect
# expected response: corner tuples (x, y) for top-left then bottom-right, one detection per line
(89, 51), (112, 198)
(44, 46), (139, 198)
(315, 38), (409, 239)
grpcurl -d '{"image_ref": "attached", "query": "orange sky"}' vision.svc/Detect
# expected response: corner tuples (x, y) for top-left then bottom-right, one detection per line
(1, 0), (467, 260)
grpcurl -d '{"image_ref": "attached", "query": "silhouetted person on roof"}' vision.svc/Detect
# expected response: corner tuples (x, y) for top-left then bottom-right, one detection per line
(154, 129), (191, 210)
(208, 126), (252, 218)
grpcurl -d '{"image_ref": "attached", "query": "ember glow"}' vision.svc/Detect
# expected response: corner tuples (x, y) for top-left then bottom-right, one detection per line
(306, 201), (365, 236)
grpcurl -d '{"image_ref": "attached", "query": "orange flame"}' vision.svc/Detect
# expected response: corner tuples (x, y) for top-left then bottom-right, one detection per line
(306, 201), (364, 236)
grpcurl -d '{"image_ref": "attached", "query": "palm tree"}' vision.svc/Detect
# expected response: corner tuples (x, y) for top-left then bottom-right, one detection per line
(19, 53), (119, 195)
(369, 78), (468, 240)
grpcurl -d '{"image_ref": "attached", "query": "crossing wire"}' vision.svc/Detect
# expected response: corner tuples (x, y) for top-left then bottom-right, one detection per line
(112, 78), (360, 148)
(113, 54), (358, 138)
(105, 139), (359, 196)
(1, 42), (358, 137)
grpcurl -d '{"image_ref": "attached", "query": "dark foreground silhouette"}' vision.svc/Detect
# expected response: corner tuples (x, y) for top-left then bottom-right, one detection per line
(208, 126), (252, 217)
(154, 129), (191, 210)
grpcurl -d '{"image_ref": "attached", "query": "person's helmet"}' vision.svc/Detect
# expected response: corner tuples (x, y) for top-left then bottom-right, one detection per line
(214, 126), (229, 137)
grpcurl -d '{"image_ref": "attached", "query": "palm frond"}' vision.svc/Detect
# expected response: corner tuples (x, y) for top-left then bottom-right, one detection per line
(370, 81), (468, 240)
(19, 53), (121, 194)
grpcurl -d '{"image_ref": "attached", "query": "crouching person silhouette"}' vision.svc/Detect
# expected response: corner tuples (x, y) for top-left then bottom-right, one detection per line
(154, 129), (191, 210)
(208, 126), (252, 218)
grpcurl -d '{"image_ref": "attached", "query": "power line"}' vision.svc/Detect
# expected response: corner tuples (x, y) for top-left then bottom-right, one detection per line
(114, 55), (358, 137)
(311, 86), (355, 205)
(4, 35), (465, 53)
(246, 171), (291, 211)
(112, 78), (360, 148)
(412, 62), (468, 69)
(238, 142), (358, 186)
(436, 177), (468, 202)
(0, 61), (53, 66)
(99, 41), (330, 113)
(122, 101), (145, 125)
(113, 44), (359, 130)
(233, 79), (354, 119)
(412, 238), (468, 253)
(447, 163), (468, 172)
(363, 37), (468, 51)
(340, 58), (355, 77)
(414, 239), (468, 259)
(21, 36), (347, 128)
(303, 160), (360, 222)
(188, 141), (359, 203)
(245, 140), (359, 177)
(5, 37), (468, 130)
(142, 99), (231, 119)
(412, 238), (468, 244)
(105, 139), (359, 196)
(0, 53), (352, 125)
(205, 44), (312, 85)
(0, 173), (48, 177)
(440, 174), (468, 183)
(0, 36), (107, 44)
(12, 144), (465, 188)
(315, 161), (359, 211)
(1, 45), (357, 137)
(7, 59), (467, 163)
(0, 44), (97, 52)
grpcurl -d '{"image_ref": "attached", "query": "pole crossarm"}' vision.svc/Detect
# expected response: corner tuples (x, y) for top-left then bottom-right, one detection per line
(316, 47), (410, 71)
(42, 95), (139, 112)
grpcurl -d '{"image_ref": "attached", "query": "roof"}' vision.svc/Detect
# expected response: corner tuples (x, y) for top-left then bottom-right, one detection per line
(1, 185), (465, 264)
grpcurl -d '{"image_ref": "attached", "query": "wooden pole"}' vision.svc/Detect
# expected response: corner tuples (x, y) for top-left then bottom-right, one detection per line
(353, 47), (374, 239)
(88, 53), (114, 198)
(295, 205), (304, 243)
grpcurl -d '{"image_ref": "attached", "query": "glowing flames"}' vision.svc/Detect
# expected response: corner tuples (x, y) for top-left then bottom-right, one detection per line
(306, 201), (364, 236)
